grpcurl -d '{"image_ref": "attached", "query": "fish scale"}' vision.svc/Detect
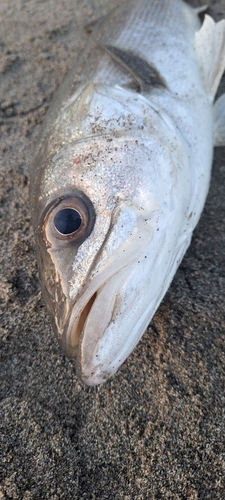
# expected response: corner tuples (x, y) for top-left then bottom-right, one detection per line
(101, 0), (182, 40)
(36, 0), (198, 138)
(101, 1), (195, 49)
(30, 0), (225, 385)
(98, 0), (200, 95)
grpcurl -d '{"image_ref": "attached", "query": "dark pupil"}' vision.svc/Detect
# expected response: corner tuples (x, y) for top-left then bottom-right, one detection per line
(54, 208), (82, 235)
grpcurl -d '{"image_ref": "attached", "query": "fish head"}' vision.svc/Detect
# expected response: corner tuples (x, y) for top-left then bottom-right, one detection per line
(31, 84), (191, 385)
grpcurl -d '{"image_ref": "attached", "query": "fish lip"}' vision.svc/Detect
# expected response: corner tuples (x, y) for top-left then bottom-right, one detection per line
(57, 208), (154, 381)
(58, 256), (135, 388)
(76, 361), (114, 386)
(75, 263), (135, 385)
(60, 264), (128, 360)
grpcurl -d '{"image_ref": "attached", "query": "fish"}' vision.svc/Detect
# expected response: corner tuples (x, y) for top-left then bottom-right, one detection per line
(30, 0), (225, 386)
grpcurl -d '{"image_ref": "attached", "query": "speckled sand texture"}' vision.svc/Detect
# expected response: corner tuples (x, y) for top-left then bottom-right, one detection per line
(0, 1), (225, 498)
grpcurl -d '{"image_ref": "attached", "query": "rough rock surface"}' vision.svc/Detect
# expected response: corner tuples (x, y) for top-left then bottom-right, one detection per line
(0, 1), (225, 499)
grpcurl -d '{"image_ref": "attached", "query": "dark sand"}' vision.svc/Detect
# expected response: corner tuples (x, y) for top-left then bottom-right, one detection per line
(1, 1), (225, 498)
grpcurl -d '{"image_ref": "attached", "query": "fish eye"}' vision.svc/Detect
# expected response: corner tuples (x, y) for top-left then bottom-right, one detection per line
(54, 208), (82, 235)
(42, 192), (96, 249)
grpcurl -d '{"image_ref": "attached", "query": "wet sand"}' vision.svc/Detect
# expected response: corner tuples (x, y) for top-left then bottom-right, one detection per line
(1, 1), (225, 498)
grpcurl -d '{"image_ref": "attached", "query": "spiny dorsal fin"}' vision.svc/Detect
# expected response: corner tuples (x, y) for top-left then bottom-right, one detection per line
(101, 45), (167, 93)
(194, 15), (225, 99)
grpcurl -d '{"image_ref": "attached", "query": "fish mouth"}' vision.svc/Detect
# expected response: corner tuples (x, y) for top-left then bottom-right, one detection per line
(60, 264), (131, 385)
(67, 291), (98, 356)
(56, 208), (154, 385)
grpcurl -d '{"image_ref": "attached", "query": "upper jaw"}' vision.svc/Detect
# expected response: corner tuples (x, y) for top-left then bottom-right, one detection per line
(60, 260), (132, 372)
(46, 206), (155, 384)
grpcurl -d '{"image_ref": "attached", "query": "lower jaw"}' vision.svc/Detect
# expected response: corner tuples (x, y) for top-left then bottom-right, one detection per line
(59, 291), (98, 359)
(77, 368), (107, 386)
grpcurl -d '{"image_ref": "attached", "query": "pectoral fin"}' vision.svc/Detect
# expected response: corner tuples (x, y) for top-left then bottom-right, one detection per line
(101, 45), (167, 93)
(214, 93), (225, 146)
(194, 15), (225, 99)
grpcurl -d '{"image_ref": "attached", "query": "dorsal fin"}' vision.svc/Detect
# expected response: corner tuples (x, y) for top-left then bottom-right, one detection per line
(194, 5), (211, 23)
(101, 44), (167, 93)
(194, 15), (225, 99)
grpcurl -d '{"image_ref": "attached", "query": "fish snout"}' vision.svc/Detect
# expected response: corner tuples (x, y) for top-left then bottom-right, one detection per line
(61, 207), (155, 383)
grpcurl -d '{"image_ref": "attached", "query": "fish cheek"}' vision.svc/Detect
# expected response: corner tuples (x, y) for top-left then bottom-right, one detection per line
(39, 190), (96, 281)
(36, 237), (82, 339)
(36, 191), (96, 333)
(35, 237), (61, 325)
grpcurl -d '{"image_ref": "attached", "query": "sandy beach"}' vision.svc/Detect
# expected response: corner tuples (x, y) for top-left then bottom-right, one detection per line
(1, 1), (225, 498)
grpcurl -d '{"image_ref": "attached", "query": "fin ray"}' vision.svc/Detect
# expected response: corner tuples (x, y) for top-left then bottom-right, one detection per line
(195, 15), (225, 99)
(101, 45), (166, 93)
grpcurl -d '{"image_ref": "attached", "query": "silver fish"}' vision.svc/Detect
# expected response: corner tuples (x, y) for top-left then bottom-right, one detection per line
(30, 0), (225, 385)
